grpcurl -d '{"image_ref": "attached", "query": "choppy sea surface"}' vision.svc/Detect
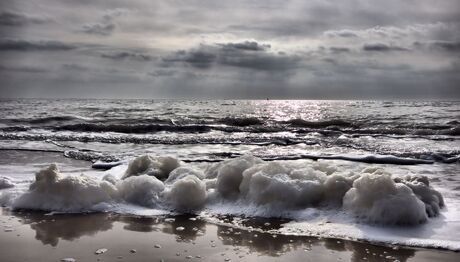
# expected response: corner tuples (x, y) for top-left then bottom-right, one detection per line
(0, 99), (458, 162)
(0, 99), (459, 251)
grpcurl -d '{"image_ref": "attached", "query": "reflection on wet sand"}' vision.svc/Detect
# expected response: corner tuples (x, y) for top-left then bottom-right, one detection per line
(344, 241), (415, 262)
(161, 215), (207, 242)
(10, 211), (113, 246)
(216, 222), (415, 262)
(0, 210), (447, 262)
(118, 215), (161, 233)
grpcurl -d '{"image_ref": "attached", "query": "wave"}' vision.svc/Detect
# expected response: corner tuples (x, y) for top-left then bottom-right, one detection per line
(347, 126), (460, 136)
(1, 115), (459, 137)
(0, 131), (458, 164)
(285, 118), (354, 128)
(54, 123), (213, 133)
(262, 154), (435, 165)
(219, 117), (264, 126)
(0, 115), (89, 125)
(0, 132), (305, 146)
(0, 126), (31, 132)
(2, 122), (459, 138)
(28, 115), (87, 124)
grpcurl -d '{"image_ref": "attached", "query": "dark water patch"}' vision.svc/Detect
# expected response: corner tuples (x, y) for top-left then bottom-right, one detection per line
(219, 117), (264, 126)
(265, 154), (435, 165)
(27, 116), (85, 124)
(284, 118), (354, 128)
(54, 123), (213, 133)
(0, 132), (308, 146)
(0, 126), (31, 132)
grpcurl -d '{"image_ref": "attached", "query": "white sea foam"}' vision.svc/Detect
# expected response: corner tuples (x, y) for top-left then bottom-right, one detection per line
(343, 173), (428, 225)
(117, 174), (164, 207)
(122, 155), (180, 180)
(0, 154), (457, 250)
(11, 164), (116, 212)
(165, 175), (207, 210)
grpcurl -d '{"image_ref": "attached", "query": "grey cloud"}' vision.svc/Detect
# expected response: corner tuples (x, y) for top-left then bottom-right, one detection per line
(162, 49), (217, 69)
(148, 69), (176, 77)
(217, 41), (270, 51)
(101, 51), (154, 61)
(162, 41), (300, 71)
(0, 64), (49, 73)
(0, 39), (76, 51)
(431, 41), (460, 52)
(0, 11), (51, 26)
(102, 8), (129, 20)
(324, 23), (459, 41)
(324, 30), (358, 38)
(62, 64), (90, 71)
(219, 51), (299, 71)
(329, 47), (351, 53)
(81, 22), (115, 36)
(363, 43), (409, 52)
(80, 8), (129, 36)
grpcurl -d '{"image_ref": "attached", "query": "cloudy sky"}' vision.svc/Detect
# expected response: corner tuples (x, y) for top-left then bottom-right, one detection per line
(0, 0), (459, 99)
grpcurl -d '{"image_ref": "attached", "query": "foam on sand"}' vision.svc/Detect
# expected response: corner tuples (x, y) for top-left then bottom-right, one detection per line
(117, 175), (165, 207)
(214, 155), (263, 198)
(3, 155), (446, 224)
(122, 155), (180, 180)
(0, 154), (454, 249)
(12, 164), (116, 212)
(395, 175), (444, 217)
(343, 172), (428, 225)
(165, 175), (207, 211)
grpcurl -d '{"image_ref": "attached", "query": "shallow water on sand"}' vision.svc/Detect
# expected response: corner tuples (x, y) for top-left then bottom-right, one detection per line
(1, 208), (459, 262)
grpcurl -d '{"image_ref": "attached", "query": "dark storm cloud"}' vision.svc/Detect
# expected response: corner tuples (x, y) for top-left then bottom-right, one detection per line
(162, 49), (217, 69)
(101, 51), (153, 61)
(0, 11), (50, 26)
(0, 39), (76, 51)
(363, 43), (409, 52)
(162, 41), (300, 71)
(219, 51), (300, 71)
(430, 41), (460, 52)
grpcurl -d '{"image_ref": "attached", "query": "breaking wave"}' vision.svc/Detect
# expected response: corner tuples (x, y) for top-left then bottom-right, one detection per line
(285, 118), (354, 128)
(54, 123), (213, 133)
(1, 116), (458, 136)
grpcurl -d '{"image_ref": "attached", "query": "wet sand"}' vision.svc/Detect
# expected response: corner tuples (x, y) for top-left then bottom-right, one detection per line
(1, 208), (459, 262)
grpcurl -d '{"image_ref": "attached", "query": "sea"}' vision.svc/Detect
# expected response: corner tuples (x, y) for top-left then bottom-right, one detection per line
(0, 99), (459, 250)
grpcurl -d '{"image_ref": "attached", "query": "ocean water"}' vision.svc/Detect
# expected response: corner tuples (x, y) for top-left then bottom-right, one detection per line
(0, 99), (459, 250)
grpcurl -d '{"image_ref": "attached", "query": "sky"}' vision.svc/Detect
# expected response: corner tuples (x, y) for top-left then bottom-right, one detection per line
(0, 0), (459, 99)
